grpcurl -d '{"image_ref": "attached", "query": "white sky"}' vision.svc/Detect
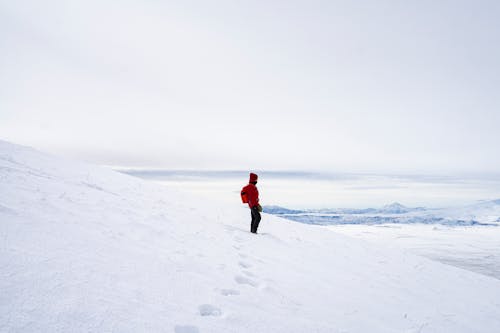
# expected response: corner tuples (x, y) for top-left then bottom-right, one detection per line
(1, 0), (499, 173)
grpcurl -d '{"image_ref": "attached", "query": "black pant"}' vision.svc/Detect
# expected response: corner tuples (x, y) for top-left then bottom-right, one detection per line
(251, 206), (261, 233)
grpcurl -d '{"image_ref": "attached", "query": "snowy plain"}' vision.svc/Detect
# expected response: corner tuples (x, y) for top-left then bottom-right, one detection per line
(2, 140), (500, 332)
(328, 223), (500, 281)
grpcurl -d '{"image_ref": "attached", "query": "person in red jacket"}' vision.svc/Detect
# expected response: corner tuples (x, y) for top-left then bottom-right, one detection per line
(241, 172), (262, 233)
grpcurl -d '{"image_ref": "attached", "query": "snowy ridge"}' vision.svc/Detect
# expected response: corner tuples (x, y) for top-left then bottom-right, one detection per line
(1, 140), (500, 332)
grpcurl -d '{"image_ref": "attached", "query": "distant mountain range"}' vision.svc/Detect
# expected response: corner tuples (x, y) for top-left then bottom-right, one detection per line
(264, 202), (426, 215)
(264, 201), (500, 226)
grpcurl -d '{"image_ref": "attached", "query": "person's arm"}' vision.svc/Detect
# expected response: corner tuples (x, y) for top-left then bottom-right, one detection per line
(255, 188), (262, 211)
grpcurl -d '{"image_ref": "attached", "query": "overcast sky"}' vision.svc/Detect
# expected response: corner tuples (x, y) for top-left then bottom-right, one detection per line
(1, 0), (499, 173)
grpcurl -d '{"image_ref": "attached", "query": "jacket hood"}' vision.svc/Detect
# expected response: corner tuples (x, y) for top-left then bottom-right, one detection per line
(249, 173), (258, 183)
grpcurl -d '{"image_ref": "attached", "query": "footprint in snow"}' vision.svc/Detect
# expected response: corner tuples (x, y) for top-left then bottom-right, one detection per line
(235, 275), (259, 287)
(174, 325), (199, 333)
(238, 261), (251, 269)
(198, 304), (222, 317)
(219, 289), (240, 296)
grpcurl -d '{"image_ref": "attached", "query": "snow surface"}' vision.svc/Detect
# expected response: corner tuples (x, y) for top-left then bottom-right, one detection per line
(1, 140), (500, 332)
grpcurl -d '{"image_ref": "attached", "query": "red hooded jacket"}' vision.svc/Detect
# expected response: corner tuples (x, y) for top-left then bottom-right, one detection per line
(241, 173), (259, 208)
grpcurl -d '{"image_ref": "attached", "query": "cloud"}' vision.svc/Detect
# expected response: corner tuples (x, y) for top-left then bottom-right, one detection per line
(1, 0), (499, 173)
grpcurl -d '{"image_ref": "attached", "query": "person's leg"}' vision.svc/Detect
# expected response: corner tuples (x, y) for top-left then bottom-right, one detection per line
(251, 207), (261, 233)
(254, 209), (261, 233)
(251, 208), (257, 233)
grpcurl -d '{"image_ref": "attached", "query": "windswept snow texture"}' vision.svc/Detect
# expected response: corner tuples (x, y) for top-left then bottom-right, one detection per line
(264, 201), (500, 226)
(1, 140), (500, 332)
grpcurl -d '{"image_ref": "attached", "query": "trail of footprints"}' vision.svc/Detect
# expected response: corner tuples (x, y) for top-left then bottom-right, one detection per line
(175, 229), (262, 332)
(232, 233), (261, 289)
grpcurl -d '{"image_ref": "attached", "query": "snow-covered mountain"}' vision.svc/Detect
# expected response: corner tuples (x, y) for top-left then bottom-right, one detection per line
(379, 202), (420, 214)
(1, 140), (500, 332)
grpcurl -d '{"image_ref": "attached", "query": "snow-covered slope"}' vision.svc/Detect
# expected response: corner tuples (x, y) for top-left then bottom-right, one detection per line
(1, 140), (500, 333)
